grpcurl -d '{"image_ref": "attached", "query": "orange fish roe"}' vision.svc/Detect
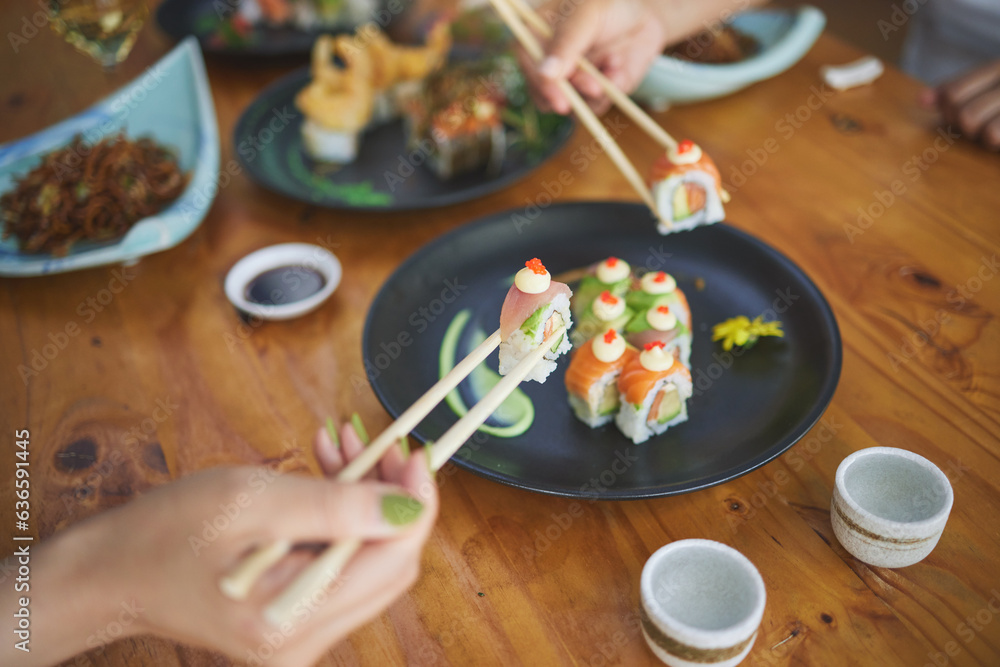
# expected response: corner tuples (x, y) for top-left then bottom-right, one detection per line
(678, 139), (695, 154)
(653, 272), (668, 282)
(606, 256), (619, 267)
(525, 258), (547, 275)
(657, 305), (671, 314)
(644, 341), (666, 351)
(604, 329), (618, 344)
(599, 290), (618, 304)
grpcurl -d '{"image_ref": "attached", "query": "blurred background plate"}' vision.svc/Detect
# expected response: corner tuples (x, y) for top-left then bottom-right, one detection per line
(364, 202), (842, 499)
(0, 37), (219, 277)
(156, 0), (348, 57)
(634, 5), (826, 109)
(233, 66), (575, 211)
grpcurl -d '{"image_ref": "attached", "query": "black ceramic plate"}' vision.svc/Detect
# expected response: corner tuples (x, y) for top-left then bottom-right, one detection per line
(232, 68), (574, 211)
(363, 202), (842, 499)
(156, 0), (339, 57)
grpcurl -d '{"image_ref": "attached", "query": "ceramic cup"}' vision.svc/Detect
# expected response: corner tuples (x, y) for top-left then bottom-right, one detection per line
(831, 447), (953, 568)
(640, 539), (766, 667)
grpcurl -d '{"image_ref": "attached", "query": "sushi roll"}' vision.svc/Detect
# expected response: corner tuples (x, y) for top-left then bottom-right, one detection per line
(565, 329), (637, 427)
(499, 258), (573, 383)
(406, 59), (509, 181)
(571, 289), (634, 346)
(571, 256), (632, 319)
(625, 271), (691, 328)
(650, 139), (729, 234)
(625, 302), (692, 368)
(616, 341), (694, 444)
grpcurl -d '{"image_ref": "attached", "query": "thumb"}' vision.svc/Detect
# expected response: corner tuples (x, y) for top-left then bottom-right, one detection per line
(539, 2), (602, 79)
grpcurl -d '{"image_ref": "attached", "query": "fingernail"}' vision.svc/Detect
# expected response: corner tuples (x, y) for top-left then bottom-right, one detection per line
(351, 412), (370, 445)
(382, 493), (424, 526)
(325, 416), (340, 448)
(539, 56), (563, 78)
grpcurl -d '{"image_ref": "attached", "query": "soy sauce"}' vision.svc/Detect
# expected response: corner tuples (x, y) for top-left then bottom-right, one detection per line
(245, 265), (326, 306)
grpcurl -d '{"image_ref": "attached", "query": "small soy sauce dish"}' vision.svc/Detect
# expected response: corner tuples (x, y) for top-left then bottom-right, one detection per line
(224, 243), (341, 320)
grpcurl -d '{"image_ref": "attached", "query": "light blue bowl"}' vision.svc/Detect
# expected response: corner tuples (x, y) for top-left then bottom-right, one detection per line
(0, 37), (219, 276)
(633, 6), (826, 109)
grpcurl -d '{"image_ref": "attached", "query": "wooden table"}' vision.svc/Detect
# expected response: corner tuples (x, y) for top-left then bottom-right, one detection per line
(3, 8), (1000, 666)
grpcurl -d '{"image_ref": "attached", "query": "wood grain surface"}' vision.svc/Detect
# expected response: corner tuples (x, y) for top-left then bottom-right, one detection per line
(1, 4), (999, 666)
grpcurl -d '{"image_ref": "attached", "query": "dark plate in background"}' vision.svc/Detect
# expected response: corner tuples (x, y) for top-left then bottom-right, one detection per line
(364, 202), (842, 499)
(157, 0), (337, 57)
(232, 68), (575, 211)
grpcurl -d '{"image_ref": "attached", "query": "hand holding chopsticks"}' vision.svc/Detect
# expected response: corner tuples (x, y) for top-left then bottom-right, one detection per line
(219, 324), (566, 626)
(219, 328), (501, 601)
(488, 0), (676, 228)
(502, 0), (678, 153)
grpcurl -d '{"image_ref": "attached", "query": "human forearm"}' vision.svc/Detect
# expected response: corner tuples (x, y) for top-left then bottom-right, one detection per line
(0, 519), (126, 666)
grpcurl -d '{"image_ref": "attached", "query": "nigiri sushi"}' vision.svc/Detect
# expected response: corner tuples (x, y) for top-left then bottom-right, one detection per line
(616, 341), (693, 444)
(571, 256), (633, 319)
(650, 139), (729, 234)
(625, 303), (692, 368)
(565, 329), (637, 427)
(499, 258), (573, 383)
(571, 289), (634, 346)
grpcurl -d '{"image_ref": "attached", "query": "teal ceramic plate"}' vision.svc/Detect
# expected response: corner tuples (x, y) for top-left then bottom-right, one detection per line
(233, 67), (575, 211)
(634, 6), (826, 108)
(0, 38), (219, 276)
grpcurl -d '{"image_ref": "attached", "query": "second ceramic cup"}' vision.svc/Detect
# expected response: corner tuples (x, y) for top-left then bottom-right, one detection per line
(640, 539), (766, 667)
(831, 446), (953, 568)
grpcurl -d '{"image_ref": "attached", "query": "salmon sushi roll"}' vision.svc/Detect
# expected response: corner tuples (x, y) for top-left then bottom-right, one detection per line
(616, 341), (694, 444)
(565, 329), (637, 427)
(499, 258), (573, 383)
(649, 139), (729, 234)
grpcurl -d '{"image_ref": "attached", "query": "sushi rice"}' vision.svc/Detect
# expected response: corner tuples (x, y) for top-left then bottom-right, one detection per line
(567, 366), (620, 427)
(616, 366), (694, 444)
(301, 119), (359, 163)
(499, 292), (572, 383)
(652, 170), (725, 234)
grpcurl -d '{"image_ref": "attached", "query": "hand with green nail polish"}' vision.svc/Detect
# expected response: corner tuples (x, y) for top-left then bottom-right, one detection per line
(0, 419), (438, 667)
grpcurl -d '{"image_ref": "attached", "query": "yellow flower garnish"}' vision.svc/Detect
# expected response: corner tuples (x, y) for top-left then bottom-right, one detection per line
(712, 315), (784, 351)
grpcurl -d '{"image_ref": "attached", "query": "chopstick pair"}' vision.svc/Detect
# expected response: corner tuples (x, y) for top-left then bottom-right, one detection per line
(219, 324), (566, 626)
(487, 0), (677, 229)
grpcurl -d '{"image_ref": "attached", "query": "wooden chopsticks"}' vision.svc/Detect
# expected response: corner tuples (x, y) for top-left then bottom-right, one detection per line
(263, 324), (565, 625)
(220, 324), (566, 626)
(487, 0), (675, 229)
(219, 328), (502, 601)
